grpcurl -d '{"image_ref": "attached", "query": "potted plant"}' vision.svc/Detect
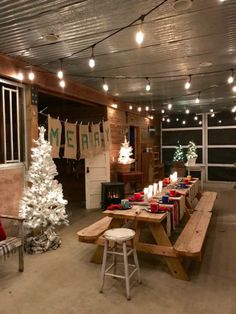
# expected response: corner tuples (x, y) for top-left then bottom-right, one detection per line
(171, 142), (186, 177)
(186, 141), (198, 166)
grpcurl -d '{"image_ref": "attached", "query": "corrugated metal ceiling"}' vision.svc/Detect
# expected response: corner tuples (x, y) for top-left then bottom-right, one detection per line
(0, 0), (236, 113)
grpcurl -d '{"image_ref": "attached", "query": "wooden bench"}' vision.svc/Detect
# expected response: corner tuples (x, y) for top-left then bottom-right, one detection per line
(174, 192), (216, 260)
(77, 216), (112, 243)
(194, 191), (217, 212)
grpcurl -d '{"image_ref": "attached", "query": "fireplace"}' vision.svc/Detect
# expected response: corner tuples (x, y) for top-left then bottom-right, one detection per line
(101, 182), (124, 209)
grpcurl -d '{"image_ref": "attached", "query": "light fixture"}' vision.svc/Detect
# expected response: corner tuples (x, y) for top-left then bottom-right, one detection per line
(162, 117), (165, 121)
(199, 121), (202, 125)
(185, 75), (191, 90)
(231, 106), (236, 113)
(89, 45), (95, 68)
(232, 85), (236, 93)
(195, 92), (200, 104)
(28, 70), (35, 81)
(138, 106), (142, 112)
(59, 80), (65, 88)
(168, 103), (172, 110)
(17, 71), (24, 81)
(102, 78), (109, 91)
(145, 78), (151, 91)
(194, 116), (198, 121)
(135, 16), (144, 45)
(185, 108), (190, 114)
(182, 120), (186, 125)
(176, 118), (179, 121)
(111, 103), (118, 109)
(129, 105), (133, 110)
(218, 120), (222, 124)
(227, 69), (234, 84)
(161, 109), (165, 114)
(211, 113), (215, 117)
(167, 118), (170, 123)
(210, 108), (214, 112)
(57, 59), (63, 79)
(145, 106), (149, 111)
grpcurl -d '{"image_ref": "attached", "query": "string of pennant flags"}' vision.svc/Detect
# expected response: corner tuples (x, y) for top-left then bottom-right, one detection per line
(44, 114), (111, 160)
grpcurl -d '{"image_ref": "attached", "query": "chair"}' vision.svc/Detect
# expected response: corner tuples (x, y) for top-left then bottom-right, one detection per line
(99, 228), (141, 300)
(0, 214), (24, 272)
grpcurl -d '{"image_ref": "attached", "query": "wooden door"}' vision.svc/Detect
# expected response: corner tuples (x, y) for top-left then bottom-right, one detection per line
(85, 151), (110, 209)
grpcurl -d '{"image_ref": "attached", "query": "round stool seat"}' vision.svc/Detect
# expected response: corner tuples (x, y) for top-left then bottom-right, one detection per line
(104, 228), (135, 243)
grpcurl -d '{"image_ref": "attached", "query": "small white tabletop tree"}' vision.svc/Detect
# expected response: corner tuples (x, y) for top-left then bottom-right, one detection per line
(19, 126), (69, 253)
(173, 143), (185, 162)
(118, 136), (135, 165)
(186, 141), (198, 166)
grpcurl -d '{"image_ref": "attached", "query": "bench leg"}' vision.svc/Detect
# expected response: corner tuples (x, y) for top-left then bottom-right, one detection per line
(149, 223), (189, 281)
(90, 246), (104, 264)
(18, 246), (24, 272)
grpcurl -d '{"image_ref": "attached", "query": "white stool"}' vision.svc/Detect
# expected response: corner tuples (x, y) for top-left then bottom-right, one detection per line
(99, 228), (141, 300)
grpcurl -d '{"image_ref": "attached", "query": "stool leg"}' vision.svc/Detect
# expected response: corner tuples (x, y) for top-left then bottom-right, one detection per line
(112, 242), (117, 276)
(123, 242), (131, 300)
(133, 248), (141, 284)
(99, 239), (108, 293)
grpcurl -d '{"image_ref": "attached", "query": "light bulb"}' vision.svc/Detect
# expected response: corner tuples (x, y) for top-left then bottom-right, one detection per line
(57, 70), (63, 79)
(218, 120), (222, 124)
(145, 106), (149, 111)
(145, 78), (151, 91)
(136, 29), (144, 45)
(185, 75), (191, 90)
(17, 71), (24, 81)
(182, 120), (186, 125)
(129, 105), (133, 110)
(194, 116), (198, 121)
(232, 85), (236, 93)
(89, 57), (95, 68)
(28, 71), (35, 81)
(168, 103), (172, 110)
(149, 115), (154, 120)
(176, 118), (179, 121)
(211, 113), (215, 117)
(210, 108), (214, 112)
(195, 96), (200, 104)
(186, 109), (190, 114)
(162, 117), (165, 121)
(111, 103), (118, 108)
(199, 121), (202, 125)
(103, 83), (109, 91)
(167, 118), (170, 123)
(231, 106), (236, 113)
(228, 73), (234, 84)
(138, 107), (142, 112)
(161, 109), (165, 114)
(59, 80), (65, 88)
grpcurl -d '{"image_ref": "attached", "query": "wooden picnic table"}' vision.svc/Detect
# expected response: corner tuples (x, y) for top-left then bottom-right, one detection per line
(103, 206), (189, 280)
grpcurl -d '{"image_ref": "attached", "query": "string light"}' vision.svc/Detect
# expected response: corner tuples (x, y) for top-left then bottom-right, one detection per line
(138, 106), (142, 112)
(232, 85), (236, 93)
(166, 118), (170, 123)
(149, 115), (154, 120)
(176, 118), (179, 121)
(89, 45), (95, 68)
(135, 16), (144, 45)
(194, 116), (198, 121)
(199, 121), (202, 125)
(145, 106), (149, 111)
(210, 108), (214, 112)
(231, 106), (236, 113)
(185, 75), (191, 90)
(59, 80), (65, 88)
(218, 120), (222, 124)
(162, 117), (165, 121)
(129, 105), (133, 110)
(17, 71), (24, 81)
(111, 103), (118, 108)
(186, 108), (190, 114)
(145, 78), (151, 91)
(28, 70), (35, 81)
(57, 59), (63, 79)
(211, 113), (215, 117)
(195, 92), (200, 104)
(182, 120), (186, 125)
(227, 69), (234, 84)
(102, 78), (109, 91)
(161, 109), (165, 114)
(167, 103), (172, 110)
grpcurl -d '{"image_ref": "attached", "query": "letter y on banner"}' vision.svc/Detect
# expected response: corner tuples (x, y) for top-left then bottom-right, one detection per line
(48, 115), (62, 158)
(102, 121), (111, 151)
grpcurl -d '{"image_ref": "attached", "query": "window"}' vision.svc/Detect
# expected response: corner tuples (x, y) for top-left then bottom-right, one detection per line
(0, 79), (25, 164)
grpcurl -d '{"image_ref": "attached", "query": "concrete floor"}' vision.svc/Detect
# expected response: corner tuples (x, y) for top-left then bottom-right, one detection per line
(1, 184), (236, 314)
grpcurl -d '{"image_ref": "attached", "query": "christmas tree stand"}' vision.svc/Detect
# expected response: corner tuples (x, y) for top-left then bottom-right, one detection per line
(117, 163), (131, 173)
(171, 161), (186, 177)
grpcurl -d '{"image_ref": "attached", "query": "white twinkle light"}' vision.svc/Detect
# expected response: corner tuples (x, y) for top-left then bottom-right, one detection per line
(168, 103), (172, 110)
(228, 69), (234, 84)
(59, 80), (65, 88)
(28, 71), (35, 81)
(185, 75), (191, 90)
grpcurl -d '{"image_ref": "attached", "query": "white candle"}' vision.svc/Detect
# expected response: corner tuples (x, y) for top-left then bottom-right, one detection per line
(153, 183), (158, 195)
(143, 187), (149, 202)
(148, 185), (153, 196)
(158, 181), (163, 193)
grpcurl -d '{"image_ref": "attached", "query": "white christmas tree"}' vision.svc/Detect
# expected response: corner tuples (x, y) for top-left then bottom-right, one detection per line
(19, 126), (69, 253)
(186, 141), (198, 160)
(173, 143), (185, 162)
(118, 136), (135, 164)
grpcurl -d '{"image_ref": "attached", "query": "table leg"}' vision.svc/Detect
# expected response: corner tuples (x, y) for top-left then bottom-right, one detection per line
(149, 223), (189, 281)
